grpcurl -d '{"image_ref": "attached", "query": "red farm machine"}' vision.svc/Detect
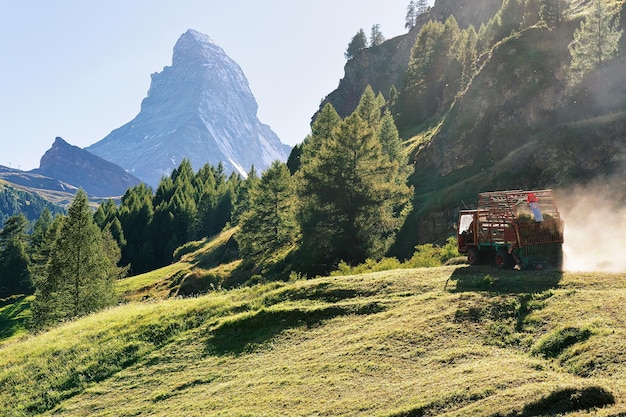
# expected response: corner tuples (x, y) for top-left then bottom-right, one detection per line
(457, 190), (564, 270)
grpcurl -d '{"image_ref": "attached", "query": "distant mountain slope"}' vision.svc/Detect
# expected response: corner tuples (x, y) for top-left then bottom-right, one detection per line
(32, 137), (141, 197)
(87, 29), (291, 187)
(0, 172), (65, 226)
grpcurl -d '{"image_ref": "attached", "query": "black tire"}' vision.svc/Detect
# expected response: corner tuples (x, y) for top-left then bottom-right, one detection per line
(467, 247), (480, 266)
(495, 249), (511, 269)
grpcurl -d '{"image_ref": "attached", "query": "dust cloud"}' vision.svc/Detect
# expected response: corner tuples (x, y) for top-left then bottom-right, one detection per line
(556, 182), (626, 273)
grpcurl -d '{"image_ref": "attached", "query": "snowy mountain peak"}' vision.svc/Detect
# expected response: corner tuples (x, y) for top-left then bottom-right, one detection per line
(173, 29), (220, 66)
(86, 29), (291, 187)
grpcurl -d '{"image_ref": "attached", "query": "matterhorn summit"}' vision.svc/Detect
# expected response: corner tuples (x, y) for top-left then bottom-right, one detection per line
(87, 29), (291, 187)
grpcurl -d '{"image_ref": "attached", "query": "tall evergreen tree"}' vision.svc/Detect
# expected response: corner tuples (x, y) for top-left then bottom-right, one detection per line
(118, 183), (154, 274)
(568, 0), (622, 86)
(286, 143), (304, 174)
(405, 1), (417, 29)
(398, 19), (446, 128)
(29, 209), (61, 288)
(540, 0), (568, 28)
(0, 214), (32, 297)
(237, 161), (298, 267)
(231, 165), (260, 226)
(345, 28), (367, 59)
(31, 190), (117, 329)
(370, 24), (385, 47)
(405, 0), (429, 29)
(298, 106), (412, 275)
(302, 103), (342, 168)
(356, 85), (384, 129)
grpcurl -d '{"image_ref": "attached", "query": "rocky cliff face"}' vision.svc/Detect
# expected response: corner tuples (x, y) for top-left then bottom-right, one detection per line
(319, 0), (502, 120)
(86, 29), (291, 187)
(32, 137), (141, 197)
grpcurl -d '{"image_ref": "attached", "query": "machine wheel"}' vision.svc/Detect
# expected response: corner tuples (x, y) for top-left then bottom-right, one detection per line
(467, 247), (480, 266)
(495, 249), (511, 269)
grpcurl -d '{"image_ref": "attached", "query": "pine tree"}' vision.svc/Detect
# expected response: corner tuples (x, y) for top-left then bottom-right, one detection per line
(568, 0), (622, 86)
(345, 28), (367, 60)
(302, 103), (342, 168)
(31, 190), (117, 329)
(0, 214), (32, 297)
(118, 183), (154, 274)
(398, 19), (446, 128)
(356, 85), (384, 129)
(286, 143), (304, 174)
(388, 85), (399, 114)
(298, 105), (412, 275)
(237, 161), (298, 267)
(444, 24), (478, 100)
(539, 0), (568, 29)
(405, 1), (417, 29)
(231, 165), (260, 225)
(405, 0), (429, 29)
(29, 209), (61, 287)
(370, 24), (385, 47)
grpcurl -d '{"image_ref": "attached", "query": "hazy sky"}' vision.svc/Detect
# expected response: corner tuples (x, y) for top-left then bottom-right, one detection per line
(0, 1), (431, 170)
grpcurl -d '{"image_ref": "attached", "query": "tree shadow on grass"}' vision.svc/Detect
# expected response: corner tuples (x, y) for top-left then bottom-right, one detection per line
(204, 302), (385, 356)
(446, 265), (562, 295)
(502, 386), (615, 416)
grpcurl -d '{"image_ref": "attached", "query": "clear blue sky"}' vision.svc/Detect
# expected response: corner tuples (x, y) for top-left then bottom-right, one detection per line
(0, 1), (431, 170)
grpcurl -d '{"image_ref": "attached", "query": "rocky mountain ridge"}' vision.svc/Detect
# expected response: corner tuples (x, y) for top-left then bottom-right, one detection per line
(33, 137), (141, 197)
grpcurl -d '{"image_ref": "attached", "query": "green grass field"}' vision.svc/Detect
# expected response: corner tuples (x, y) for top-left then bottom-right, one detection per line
(1, 265), (625, 416)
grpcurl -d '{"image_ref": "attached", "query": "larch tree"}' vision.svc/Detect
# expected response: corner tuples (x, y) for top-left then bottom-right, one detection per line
(237, 161), (298, 268)
(345, 28), (367, 59)
(0, 214), (32, 297)
(539, 0), (569, 28)
(31, 190), (117, 329)
(370, 24), (385, 47)
(568, 0), (622, 86)
(298, 105), (412, 275)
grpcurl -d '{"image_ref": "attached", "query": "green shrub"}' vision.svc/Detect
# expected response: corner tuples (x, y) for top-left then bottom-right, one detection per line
(330, 237), (460, 276)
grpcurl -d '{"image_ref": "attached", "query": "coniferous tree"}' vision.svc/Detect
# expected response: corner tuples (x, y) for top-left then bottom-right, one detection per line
(356, 85), (384, 129)
(0, 214), (32, 297)
(286, 143), (304, 174)
(118, 183), (154, 274)
(302, 103), (342, 169)
(568, 0), (622, 86)
(237, 161), (298, 267)
(405, 0), (429, 29)
(194, 164), (220, 238)
(345, 28), (367, 59)
(539, 0), (568, 28)
(398, 19), (445, 128)
(388, 85), (399, 115)
(370, 24), (385, 47)
(31, 190), (117, 329)
(378, 110), (406, 167)
(298, 104), (412, 275)
(29, 209), (61, 287)
(231, 165), (260, 225)
(405, 1), (417, 29)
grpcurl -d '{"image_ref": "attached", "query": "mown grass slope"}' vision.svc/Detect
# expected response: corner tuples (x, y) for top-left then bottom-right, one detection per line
(1, 265), (626, 416)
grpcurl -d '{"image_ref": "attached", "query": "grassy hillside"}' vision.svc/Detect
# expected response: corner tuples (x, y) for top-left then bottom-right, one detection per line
(1, 265), (625, 416)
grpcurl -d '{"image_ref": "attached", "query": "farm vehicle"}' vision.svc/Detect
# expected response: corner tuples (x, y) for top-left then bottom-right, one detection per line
(457, 190), (564, 269)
